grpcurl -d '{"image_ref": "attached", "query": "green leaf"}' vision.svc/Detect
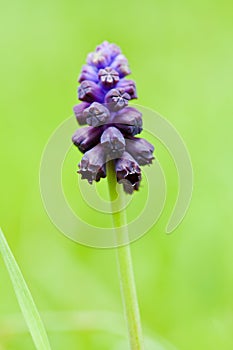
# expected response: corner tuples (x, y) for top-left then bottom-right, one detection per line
(0, 228), (51, 350)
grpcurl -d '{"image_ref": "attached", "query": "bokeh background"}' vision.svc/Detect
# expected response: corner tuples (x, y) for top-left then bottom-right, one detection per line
(1, 0), (233, 349)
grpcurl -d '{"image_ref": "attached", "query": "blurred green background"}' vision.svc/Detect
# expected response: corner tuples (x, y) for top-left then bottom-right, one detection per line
(1, 0), (233, 349)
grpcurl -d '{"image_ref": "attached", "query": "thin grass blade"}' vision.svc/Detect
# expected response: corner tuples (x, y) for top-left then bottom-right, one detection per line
(0, 228), (51, 350)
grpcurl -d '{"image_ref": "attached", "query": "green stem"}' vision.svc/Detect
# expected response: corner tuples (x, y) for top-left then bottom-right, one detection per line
(107, 161), (144, 350)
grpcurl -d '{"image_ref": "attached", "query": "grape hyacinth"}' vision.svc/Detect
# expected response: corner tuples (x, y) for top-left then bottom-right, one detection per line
(72, 41), (154, 194)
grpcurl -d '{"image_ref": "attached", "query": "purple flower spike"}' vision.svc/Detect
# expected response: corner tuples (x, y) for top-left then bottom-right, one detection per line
(72, 126), (103, 153)
(73, 102), (90, 125)
(101, 127), (125, 159)
(105, 88), (131, 111)
(125, 137), (155, 165)
(84, 102), (110, 127)
(78, 81), (104, 103)
(98, 67), (119, 87)
(114, 107), (143, 136)
(115, 152), (141, 194)
(78, 144), (106, 183)
(72, 42), (154, 193)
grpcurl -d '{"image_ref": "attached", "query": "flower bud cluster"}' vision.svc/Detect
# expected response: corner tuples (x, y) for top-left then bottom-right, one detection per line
(72, 41), (154, 194)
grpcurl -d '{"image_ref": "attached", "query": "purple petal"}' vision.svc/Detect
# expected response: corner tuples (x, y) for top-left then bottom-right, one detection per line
(117, 79), (137, 99)
(113, 107), (143, 136)
(78, 65), (98, 83)
(73, 102), (90, 125)
(78, 80), (104, 103)
(105, 88), (131, 111)
(96, 41), (121, 59)
(98, 67), (119, 87)
(115, 152), (141, 194)
(87, 51), (111, 69)
(83, 102), (110, 127)
(72, 126), (103, 153)
(125, 137), (155, 165)
(101, 127), (125, 159)
(78, 144), (106, 183)
(111, 54), (131, 77)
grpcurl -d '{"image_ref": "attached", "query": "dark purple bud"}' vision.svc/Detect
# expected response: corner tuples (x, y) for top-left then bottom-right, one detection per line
(108, 44), (122, 59)
(78, 144), (106, 183)
(113, 107), (143, 136)
(115, 152), (141, 194)
(83, 102), (110, 127)
(98, 67), (119, 87)
(96, 41), (111, 51)
(78, 65), (98, 83)
(117, 79), (137, 99)
(125, 137), (155, 165)
(87, 50), (111, 69)
(72, 126), (103, 153)
(78, 80), (104, 103)
(111, 54), (131, 77)
(73, 102), (90, 125)
(105, 88), (131, 111)
(96, 41), (121, 59)
(100, 127), (125, 159)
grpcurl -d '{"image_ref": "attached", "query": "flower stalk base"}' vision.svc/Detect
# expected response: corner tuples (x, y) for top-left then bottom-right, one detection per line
(107, 160), (144, 350)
